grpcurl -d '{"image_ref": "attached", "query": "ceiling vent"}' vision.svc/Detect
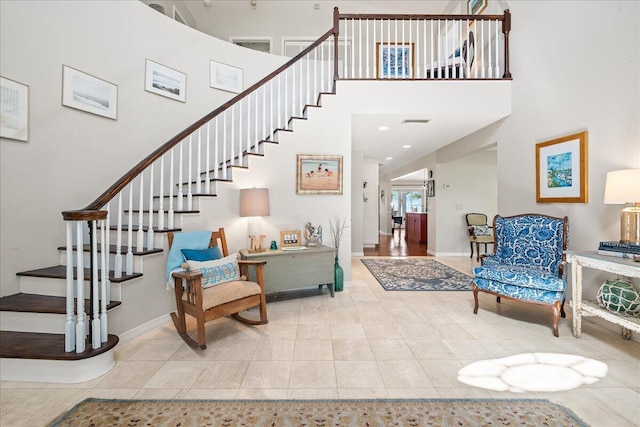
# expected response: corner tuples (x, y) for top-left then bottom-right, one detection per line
(402, 119), (431, 124)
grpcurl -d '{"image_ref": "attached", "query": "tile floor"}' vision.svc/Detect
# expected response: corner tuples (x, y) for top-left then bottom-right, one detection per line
(1, 256), (638, 426)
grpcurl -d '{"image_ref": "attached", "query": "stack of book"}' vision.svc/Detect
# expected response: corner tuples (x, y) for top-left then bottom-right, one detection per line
(598, 241), (640, 259)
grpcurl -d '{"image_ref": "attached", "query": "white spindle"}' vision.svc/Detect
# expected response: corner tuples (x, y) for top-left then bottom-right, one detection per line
(495, 19), (500, 77)
(158, 156), (165, 230)
(168, 149), (175, 228)
(136, 173), (144, 252)
(386, 20), (390, 79)
(126, 185), (134, 275)
(75, 221), (85, 353)
(262, 84), (267, 137)
(423, 20), (427, 78)
(480, 20), (485, 78)
(247, 96), (253, 152)
(306, 54), (310, 106)
(394, 19), (398, 79)
(177, 142), (184, 210)
(100, 217), (108, 342)
(277, 75), (282, 129)
(239, 100), (244, 158)
(214, 117), (220, 180)
(401, 19), (405, 78)
(430, 20), (434, 78)
(230, 106), (235, 165)
(409, 19), (413, 78)
(222, 114), (227, 178)
(114, 193), (123, 278)
(487, 19), (493, 78)
(370, 20), (374, 79)
(205, 123), (211, 193)
(466, 19), (471, 77)
(104, 201), (111, 304)
(269, 80), (274, 141)
(196, 129), (202, 194)
(358, 19), (362, 78)
(284, 70), (288, 126)
(351, 19), (355, 78)
(147, 164), (154, 250)
(65, 222), (75, 352)
(187, 136), (193, 210)
(91, 221), (100, 349)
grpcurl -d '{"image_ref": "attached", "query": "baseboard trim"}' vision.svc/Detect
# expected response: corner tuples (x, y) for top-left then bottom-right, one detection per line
(117, 313), (172, 344)
(352, 252), (364, 257)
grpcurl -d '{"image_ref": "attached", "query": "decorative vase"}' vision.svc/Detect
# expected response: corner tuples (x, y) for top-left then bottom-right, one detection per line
(334, 257), (344, 292)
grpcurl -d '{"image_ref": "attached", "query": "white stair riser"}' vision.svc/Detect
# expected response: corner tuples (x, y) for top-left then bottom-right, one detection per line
(19, 276), (123, 301)
(0, 352), (115, 383)
(0, 312), (66, 333)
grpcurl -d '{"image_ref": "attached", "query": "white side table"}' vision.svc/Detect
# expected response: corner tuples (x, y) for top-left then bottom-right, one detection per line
(567, 251), (640, 339)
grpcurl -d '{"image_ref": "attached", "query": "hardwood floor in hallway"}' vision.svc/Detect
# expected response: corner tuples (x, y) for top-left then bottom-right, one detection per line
(363, 229), (428, 256)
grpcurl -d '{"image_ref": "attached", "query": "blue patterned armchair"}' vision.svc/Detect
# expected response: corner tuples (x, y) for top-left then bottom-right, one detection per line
(472, 214), (569, 337)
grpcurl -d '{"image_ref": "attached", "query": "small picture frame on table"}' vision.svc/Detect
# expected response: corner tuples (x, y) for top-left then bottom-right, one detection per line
(280, 230), (301, 248)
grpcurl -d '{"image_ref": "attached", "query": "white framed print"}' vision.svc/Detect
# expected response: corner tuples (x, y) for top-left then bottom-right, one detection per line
(210, 60), (243, 94)
(62, 65), (118, 120)
(145, 59), (187, 103)
(1, 76), (29, 141)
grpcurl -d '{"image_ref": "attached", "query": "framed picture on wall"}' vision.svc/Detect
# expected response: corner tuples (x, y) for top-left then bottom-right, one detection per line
(62, 65), (118, 120)
(376, 42), (414, 78)
(0, 76), (29, 142)
(144, 59), (187, 103)
(536, 131), (588, 203)
(210, 60), (243, 93)
(427, 179), (435, 197)
(467, 0), (488, 15)
(296, 154), (343, 195)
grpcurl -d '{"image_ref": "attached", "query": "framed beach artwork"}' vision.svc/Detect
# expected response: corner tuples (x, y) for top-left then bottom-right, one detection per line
(62, 65), (118, 120)
(296, 154), (343, 195)
(210, 60), (243, 94)
(467, 0), (488, 15)
(145, 60), (186, 102)
(376, 42), (414, 79)
(536, 131), (588, 203)
(0, 76), (29, 142)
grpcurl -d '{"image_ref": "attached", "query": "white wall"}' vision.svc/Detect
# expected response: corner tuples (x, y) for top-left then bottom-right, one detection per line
(351, 151), (365, 255)
(362, 160), (380, 247)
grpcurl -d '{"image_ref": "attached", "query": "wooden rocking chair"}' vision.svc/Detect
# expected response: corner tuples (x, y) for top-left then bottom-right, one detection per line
(168, 228), (268, 349)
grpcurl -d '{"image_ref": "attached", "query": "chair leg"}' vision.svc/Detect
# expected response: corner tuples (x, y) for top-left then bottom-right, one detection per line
(551, 300), (561, 337)
(560, 298), (566, 318)
(496, 296), (501, 303)
(196, 313), (207, 350)
(475, 243), (481, 262)
(472, 285), (479, 314)
(469, 242), (474, 259)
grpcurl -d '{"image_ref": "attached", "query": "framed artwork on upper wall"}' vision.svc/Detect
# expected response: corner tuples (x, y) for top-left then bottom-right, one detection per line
(376, 42), (414, 79)
(0, 76), (29, 142)
(427, 179), (435, 197)
(62, 65), (118, 120)
(145, 59), (187, 103)
(296, 154), (343, 195)
(536, 131), (588, 203)
(467, 0), (488, 15)
(210, 60), (243, 94)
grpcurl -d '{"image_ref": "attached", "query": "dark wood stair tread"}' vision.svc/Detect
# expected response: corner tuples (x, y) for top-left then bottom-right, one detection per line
(107, 225), (181, 233)
(0, 293), (121, 314)
(0, 331), (119, 360)
(57, 244), (162, 256)
(153, 194), (218, 199)
(17, 265), (142, 283)
(124, 209), (199, 215)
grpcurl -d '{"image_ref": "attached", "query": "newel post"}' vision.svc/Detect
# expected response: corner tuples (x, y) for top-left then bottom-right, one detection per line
(502, 9), (512, 79)
(333, 7), (340, 91)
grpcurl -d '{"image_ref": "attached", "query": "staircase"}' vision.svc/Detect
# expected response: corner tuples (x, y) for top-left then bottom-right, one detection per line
(0, 8), (512, 383)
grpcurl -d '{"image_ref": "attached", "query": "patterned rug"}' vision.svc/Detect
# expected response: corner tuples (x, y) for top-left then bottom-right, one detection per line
(361, 258), (472, 291)
(48, 398), (587, 426)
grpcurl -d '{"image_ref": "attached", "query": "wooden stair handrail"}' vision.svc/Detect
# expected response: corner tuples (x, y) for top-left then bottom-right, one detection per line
(338, 13), (507, 20)
(62, 27), (336, 222)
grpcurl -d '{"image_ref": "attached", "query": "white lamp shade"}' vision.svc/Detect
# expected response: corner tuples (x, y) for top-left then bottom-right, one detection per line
(603, 169), (640, 204)
(239, 188), (270, 217)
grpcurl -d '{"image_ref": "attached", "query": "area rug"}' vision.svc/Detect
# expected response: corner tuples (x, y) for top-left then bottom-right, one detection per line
(361, 258), (472, 291)
(48, 398), (588, 426)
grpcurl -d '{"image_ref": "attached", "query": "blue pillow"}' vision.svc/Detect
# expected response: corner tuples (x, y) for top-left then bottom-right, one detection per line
(181, 246), (222, 261)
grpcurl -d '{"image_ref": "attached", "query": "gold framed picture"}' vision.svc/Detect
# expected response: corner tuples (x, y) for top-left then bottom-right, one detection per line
(296, 154), (343, 195)
(280, 230), (301, 248)
(535, 131), (588, 203)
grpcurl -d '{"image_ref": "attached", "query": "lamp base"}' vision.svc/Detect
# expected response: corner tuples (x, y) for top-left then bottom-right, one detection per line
(620, 204), (640, 245)
(248, 235), (267, 253)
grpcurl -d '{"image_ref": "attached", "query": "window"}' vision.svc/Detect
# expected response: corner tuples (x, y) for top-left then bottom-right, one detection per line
(391, 188), (426, 216)
(230, 38), (272, 54)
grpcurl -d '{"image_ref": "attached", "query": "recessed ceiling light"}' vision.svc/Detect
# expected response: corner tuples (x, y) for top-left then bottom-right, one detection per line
(378, 126), (390, 131)
(386, 157), (393, 160)
(402, 145), (411, 148)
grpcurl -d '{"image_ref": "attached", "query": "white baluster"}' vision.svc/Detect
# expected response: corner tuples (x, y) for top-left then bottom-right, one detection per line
(222, 114), (227, 179)
(343, 20), (348, 78)
(158, 155), (165, 230)
(394, 19), (398, 79)
(247, 96), (253, 151)
(187, 135), (193, 210)
(168, 149), (175, 229)
(386, 20), (390, 79)
(75, 221), (85, 353)
(409, 19), (413, 78)
(351, 19), (355, 78)
(239, 101), (243, 158)
(480, 20), (485, 78)
(487, 19), (492, 78)
(147, 164), (154, 250)
(277, 75), (282, 130)
(423, 19), (427, 78)
(401, 18), (405, 78)
(430, 20), (434, 78)
(126, 185), (134, 275)
(214, 117), (219, 180)
(231, 106), (235, 165)
(358, 19), (362, 78)
(205, 123), (211, 193)
(262, 84), (267, 136)
(65, 222), (75, 352)
(177, 142), (184, 211)
(466, 19), (471, 78)
(91, 221), (100, 349)
(283, 70), (288, 127)
(495, 19), (500, 77)
(270, 80), (274, 140)
(365, 19), (370, 78)
(104, 201), (111, 304)
(196, 129), (202, 194)
(137, 173), (144, 252)
(114, 193), (123, 278)
(100, 217), (108, 342)
(292, 65), (296, 121)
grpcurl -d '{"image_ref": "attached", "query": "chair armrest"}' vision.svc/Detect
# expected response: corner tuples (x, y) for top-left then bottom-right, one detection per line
(238, 260), (267, 267)
(237, 260), (267, 293)
(172, 270), (202, 280)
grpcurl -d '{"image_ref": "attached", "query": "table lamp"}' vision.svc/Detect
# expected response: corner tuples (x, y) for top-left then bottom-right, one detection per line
(604, 169), (640, 245)
(239, 188), (270, 252)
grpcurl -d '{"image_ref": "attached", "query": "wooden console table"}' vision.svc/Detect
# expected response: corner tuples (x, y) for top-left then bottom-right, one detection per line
(567, 251), (640, 340)
(240, 245), (336, 297)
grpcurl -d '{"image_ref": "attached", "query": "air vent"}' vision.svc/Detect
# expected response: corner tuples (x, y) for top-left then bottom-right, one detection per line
(402, 119), (431, 124)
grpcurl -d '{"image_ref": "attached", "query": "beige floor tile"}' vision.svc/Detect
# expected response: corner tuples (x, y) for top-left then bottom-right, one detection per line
(362, 323), (402, 340)
(132, 388), (187, 399)
(192, 360), (249, 389)
(441, 339), (495, 360)
(332, 339), (375, 360)
(240, 361), (292, 389)
(289, 361), (336, 388)
(235, 388), (289, 399)
(369, 340), (415, 360)
(436, 387), (492, 398)
(267, 310), (300, 324)
(286, 388), (338, 399)
(334, 361), (385, 388)
(296, 323), (333, 340)
(545, 388), (638, 427)
(387, 388), (440, 398)
(418, 359), (466, 388)
(183, 388), (238, 399)
(337, 388), (389, 398)
(378, 360), (433, 388)
(252, 339), (295, 360)
(170, 342), (219, 360)
(330, 323), (367, 340)
(81, 388), (139, 399)
(395, 323), (439, 341)
(584, 387), (640, 425)
(260, 323), (299, 340)
(128, 340), (183, 361)
(94, 360), (165, 389)
(210, 339), (259, 360)
(407, 340), (457, 360)
(292, 339), (334, 360)
(143, 361), (208, 389)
